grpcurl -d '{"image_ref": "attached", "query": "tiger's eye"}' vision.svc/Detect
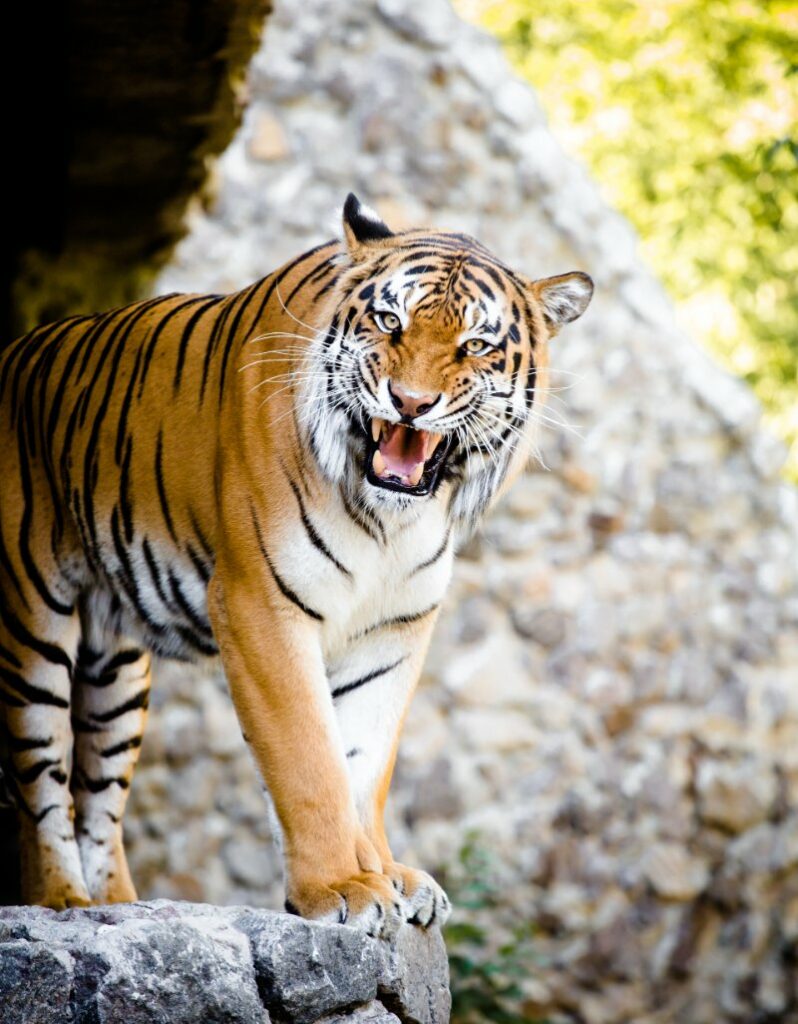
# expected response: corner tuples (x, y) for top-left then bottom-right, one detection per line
(464, 338), (492, 355)
(375, 311), (401, 333)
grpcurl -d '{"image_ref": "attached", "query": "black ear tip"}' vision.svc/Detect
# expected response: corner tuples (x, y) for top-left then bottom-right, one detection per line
(342, 192), (393, 243)
(343, 192), (361, 222)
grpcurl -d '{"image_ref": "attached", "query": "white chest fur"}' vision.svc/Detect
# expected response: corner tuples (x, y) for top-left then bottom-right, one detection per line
(266, 489), (454, 814)
(269, 490), (453, 669)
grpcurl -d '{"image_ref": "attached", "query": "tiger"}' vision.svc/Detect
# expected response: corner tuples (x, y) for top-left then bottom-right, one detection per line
(0, 194), (592, 934)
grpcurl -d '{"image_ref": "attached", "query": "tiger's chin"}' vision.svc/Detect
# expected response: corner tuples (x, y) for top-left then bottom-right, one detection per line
(363, 417), (454, 498)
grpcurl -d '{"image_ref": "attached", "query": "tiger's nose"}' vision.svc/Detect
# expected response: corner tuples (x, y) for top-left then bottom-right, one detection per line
(388, 382), (441, 418)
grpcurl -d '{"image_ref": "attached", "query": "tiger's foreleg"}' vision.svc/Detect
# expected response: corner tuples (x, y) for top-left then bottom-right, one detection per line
(337, 620), (451, 927)
(0, 603), (90, 909)
(208, 569), (403, 938)
(71, 639), (151, 903)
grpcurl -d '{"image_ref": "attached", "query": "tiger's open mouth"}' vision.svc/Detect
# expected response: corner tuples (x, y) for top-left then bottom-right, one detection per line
(365, 418), (453, 496)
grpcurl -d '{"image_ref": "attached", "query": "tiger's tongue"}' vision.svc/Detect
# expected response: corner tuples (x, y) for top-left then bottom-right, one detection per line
(378, 424), (428, 480)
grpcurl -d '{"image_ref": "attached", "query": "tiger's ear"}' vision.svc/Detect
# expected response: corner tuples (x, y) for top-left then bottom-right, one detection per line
(342, 193), (394, 258)
(530, 272), (594, 334)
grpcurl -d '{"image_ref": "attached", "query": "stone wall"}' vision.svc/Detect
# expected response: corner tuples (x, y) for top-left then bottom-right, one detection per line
(124, 1), (798, 1021)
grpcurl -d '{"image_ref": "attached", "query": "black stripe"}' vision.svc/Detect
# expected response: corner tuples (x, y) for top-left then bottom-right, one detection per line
(0, 519), (31, 613)
(188, 510), (214, 561)
(44, 310), (121, 456)
(200, 295), (236, 403)
(100, 736), (142, 758)
(0, 666), (69, 708)
(155, 431), (178, 543)
(110, 507), (167, 637)
(245, 241), (336, 338)
(119, 437), (135, 544)
(187, 543), (212, 584)
(0, 323), (51, 401)
(331, 656), (407, 699)
(339, 488), (385, 545)
(89, 687), (150, 724)
(173, 296), (222, 393)
(525, 360), (537, 407)
(34, 333), (67, 544)
(285, 475), (352, 579)
(74, 772), (130, 793)
(309, 272), (341, 307)
(4, 734), (52, 752)
(17, 430), (74, 616)
(70, 717), (103, 734)
(77, 300), (172, 564)
(7, 319), (82, 417)
(360, 604), (439, 638)
(78, 300), (156, 427)
(168, 570), (213, 637)
(136, 295), (205, 400)
(0, 607), (73, 674)
(82, 649), (144, 688)
(32, 803), (59, 824)
(217, 281), (272, 408)
(78, 670), (121, 689)
(250, 505), (324, 622)
(461, 267), (496, 299)
(175, 624), (219, 656)
(0, 644), (22, 669)
(77, 644), (103, 666)
(14, 759), (61, 784)
(141, 537), (173, 611)
(0, 689), (26, 707)
(408, 529), (451, 577)
(114, 341), (145, 466)
(284, 257), (337, 309)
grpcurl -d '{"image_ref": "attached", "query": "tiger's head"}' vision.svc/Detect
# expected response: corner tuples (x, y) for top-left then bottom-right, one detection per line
(303, 194), (593, 526)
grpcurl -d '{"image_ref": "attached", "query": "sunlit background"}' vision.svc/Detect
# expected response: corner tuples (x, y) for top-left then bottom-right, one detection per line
(3, 1), (797, 1022)
(458, 0), (798, 478)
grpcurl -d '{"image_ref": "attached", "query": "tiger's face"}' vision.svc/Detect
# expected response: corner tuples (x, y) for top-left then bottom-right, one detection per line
(306, 195), (593, 522)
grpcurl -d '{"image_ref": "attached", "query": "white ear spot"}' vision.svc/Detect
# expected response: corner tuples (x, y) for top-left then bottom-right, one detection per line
(537, 272), (594, 327)
(358, 202), (383, 224)
(343, 192), (393, 244)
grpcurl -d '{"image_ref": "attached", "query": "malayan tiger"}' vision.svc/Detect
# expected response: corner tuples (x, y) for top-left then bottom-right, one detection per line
(0, 195), (592, 934)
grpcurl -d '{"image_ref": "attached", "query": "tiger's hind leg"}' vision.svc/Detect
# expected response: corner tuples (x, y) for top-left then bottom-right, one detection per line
(71, 616), (151, 904)
(0, 602), (90, 909)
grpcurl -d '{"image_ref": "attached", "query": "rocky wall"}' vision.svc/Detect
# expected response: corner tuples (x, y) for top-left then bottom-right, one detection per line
(121, 1), (798, 1021)
(0, 900), (449, 1024)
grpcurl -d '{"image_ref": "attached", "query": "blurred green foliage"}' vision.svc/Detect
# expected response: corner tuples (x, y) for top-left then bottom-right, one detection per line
(457, 0), (798, 477)
(444, 837), (549, 1024)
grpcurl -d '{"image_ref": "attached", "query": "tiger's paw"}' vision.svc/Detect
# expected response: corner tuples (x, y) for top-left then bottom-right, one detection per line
(286, 871), (403, 939)
(20, 829), (93, 910)
(78, 828), (138, 904)
(38, 887), (93, 911)
(384, 862), (451, 928)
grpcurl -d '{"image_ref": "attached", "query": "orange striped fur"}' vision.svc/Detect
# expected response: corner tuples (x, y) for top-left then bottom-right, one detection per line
(0, 195), (592, 931)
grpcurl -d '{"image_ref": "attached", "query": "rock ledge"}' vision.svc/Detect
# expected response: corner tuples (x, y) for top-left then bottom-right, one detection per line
(0, 900), (450, 1024)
